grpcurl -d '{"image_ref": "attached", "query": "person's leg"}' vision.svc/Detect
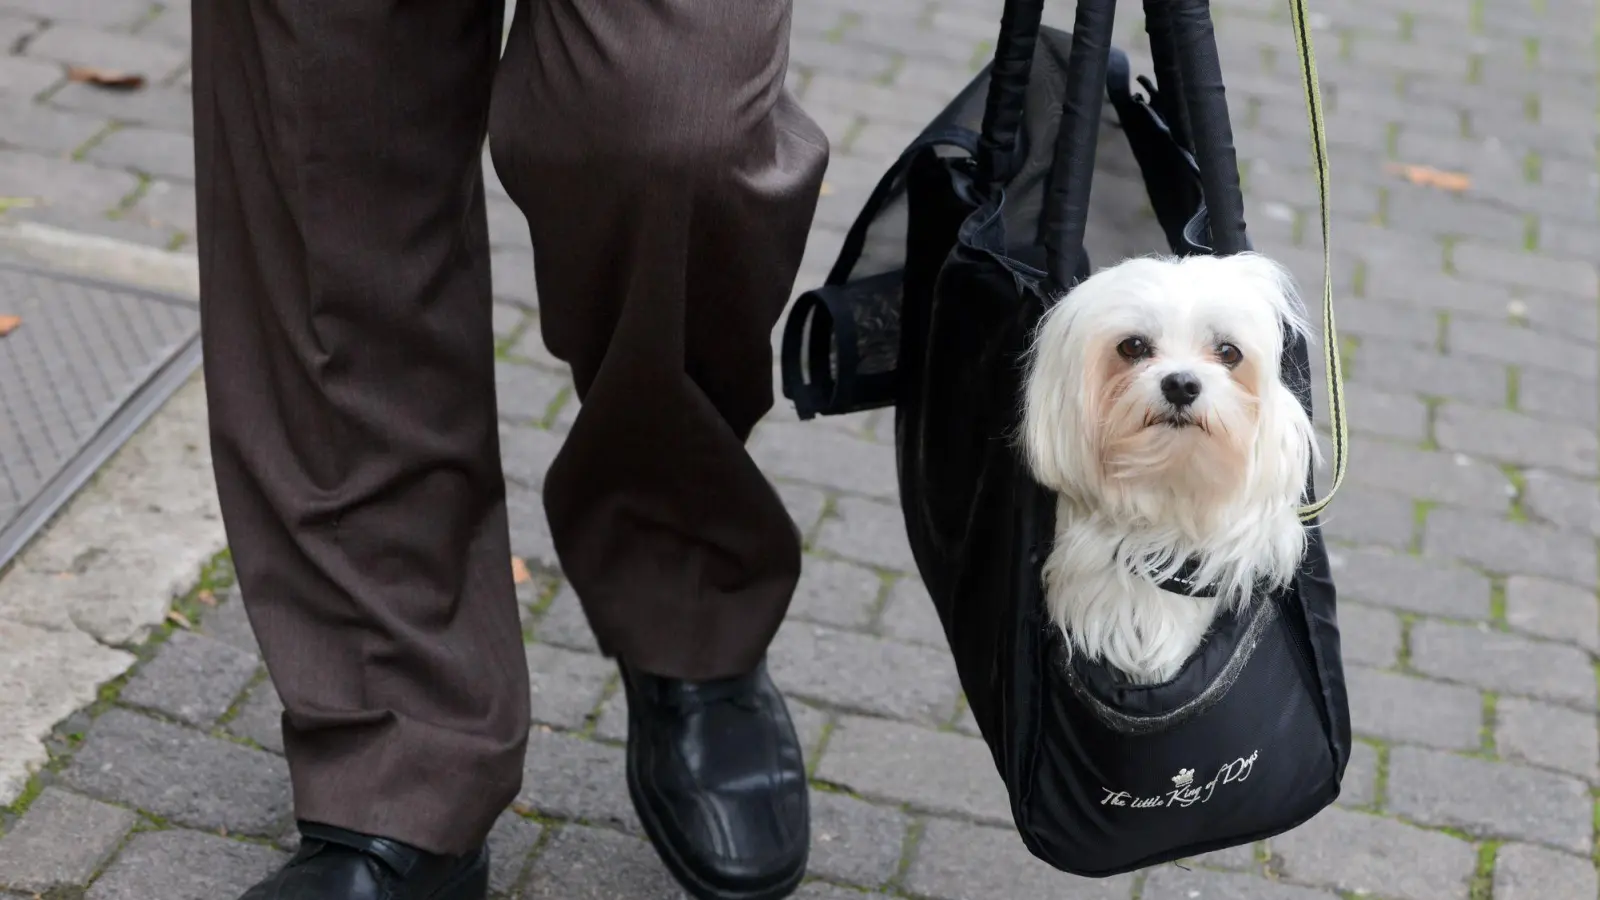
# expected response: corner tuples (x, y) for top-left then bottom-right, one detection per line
(488, 1), (827, 896)
(192, 0), (528, 879)
(489, 0), (827, 682)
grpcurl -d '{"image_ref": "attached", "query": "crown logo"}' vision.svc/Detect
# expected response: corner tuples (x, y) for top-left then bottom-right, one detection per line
(1171, 768), (1195, 788)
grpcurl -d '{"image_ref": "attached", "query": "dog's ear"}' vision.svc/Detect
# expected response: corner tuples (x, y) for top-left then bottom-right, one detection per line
(1229, 253), (1312, 346)
(1020, 298), (1098, 496)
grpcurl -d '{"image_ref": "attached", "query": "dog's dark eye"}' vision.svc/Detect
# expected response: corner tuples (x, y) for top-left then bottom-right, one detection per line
(1216, 343), (1243, 367)
(1116, 337), (1150, 361)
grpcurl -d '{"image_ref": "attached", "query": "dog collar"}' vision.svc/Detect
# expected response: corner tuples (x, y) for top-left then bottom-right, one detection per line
(1126, 555), (1220, 598)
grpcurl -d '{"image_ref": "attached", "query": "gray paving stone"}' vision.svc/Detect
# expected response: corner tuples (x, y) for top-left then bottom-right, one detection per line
(791, 884), (882, 900)
(64, 709), (290, 836)
(27, 25), (188, 82)
(1181, 841), (1258, 871)
(1142, 866), (1339, 899)
(0, 788), (138, 893)
(84, 830), (286, 900)
(767, 621), (961, 725)
(750, 423), (897, 499)
(534, 582), (597, 652)
(226, 678), (285, 754)
(1495, 696), (1599, 783)
(878, 576), (947, 649)
(1337, 741), (1379, 809)
(493, 301), (527, 339)
(515, 825), (687, 899)
(127, 177), (194, 232)
(1345, 440), (1514, 513)
(499, 425), (563, 491)
(118, 629), (260, 726)
(905, 817), (1138, 900)
(807, 791), (908, 887)
(1386, 746), (1592, 852)
(1520, 469), (1600, 538)
(0, 54), (64, 101)
(515, 728), (636, 832)
(779, 482), (829, 540)
(1493, 842), (1599, 900)
(1269, 806), (1475, 900)
(508, 317), (564, 371)
(0, 103), (106, 155)
(1330, 296), (1442, 347)
(1337, 603), (1401, 669)
(1319, 485), (1416, 550)
(1451, 243), (1599, 299)
(1336, 383), (1431, 442)
(1349, 339), (1508, 407)
(491, 248), (538, 308)
(788, 558), (883, 630)
(485, 812), (543, 896)
(136, 3), (190, 48)
(1326, 546), (1492, 620)
(1504, 574), (1600, 653)
(86, 126), (195, 181)
(1518, 368), (1599, 427)
(44, 80), (172, 132)
(1346, 666), (1483, 752)
(3, 0), (153, 26)
(815, 715), (1011, 824)
(1434, 403), (1599, 477)
(1410, 619), (1597, 708)
(526, 642), (611, 730)
(0, 149), (137, 217)
(198, 591), (262, 658)
(813, 495), (916, 571)
(1423, 507), (1598, 586)
(506, 483), (561, 571)
(496, 362), (566, 426)
(1449, 317), (1598, 380)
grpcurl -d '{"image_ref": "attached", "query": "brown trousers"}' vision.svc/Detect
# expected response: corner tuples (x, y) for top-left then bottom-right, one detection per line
(191, 0), (827, 855)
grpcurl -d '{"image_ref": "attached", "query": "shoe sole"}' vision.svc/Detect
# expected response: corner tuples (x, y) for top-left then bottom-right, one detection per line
(429, 845), (490, 900)
(625, 767), (808, 900)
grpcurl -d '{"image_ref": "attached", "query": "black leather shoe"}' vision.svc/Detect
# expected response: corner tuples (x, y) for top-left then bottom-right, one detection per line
(622, 659), (809, 900)
(238, 822), (488, 900)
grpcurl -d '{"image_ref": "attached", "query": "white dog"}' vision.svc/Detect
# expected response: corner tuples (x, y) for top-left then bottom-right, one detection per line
(1020, 252), (1319, 685)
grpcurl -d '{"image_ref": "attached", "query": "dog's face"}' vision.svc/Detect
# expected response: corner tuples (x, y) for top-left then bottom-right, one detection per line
(1023, 253), (1315, 529)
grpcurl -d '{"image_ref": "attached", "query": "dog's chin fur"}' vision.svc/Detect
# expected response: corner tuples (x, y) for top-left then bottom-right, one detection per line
(1021, 252), (1319, 685)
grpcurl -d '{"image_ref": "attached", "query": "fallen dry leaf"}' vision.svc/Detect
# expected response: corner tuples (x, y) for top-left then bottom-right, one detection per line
(819, 181), (835, 196)
(0, 315), (19, 337)
(166, 609), (193, 629)
(1385, 162), (1471, 193)
(196, 589), (217, 607)
(511, 555), (531, 584)
(66, 65), (146, 90)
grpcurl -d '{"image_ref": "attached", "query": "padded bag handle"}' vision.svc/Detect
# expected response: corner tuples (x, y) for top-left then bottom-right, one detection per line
(1036, 0), (1118, 292)
(1167, 0), (1249, 255)
(974, 0), (1048, 187)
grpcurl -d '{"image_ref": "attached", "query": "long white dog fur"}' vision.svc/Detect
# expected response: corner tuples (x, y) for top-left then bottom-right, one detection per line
(1020, 252), (1319, 685)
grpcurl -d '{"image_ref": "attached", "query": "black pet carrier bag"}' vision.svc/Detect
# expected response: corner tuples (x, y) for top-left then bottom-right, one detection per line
(781, 0), (1352, 877)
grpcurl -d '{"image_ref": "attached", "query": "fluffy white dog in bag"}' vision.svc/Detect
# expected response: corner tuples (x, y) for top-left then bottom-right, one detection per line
(1020, 252), (1320, 685)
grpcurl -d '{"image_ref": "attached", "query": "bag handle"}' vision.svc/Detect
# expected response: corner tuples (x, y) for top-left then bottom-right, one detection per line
(1167, 0), (1248, 255)
(974, 0), (1047, 187)
(1037, 0), (1118, 292)
(1284, 0), (1346, 520)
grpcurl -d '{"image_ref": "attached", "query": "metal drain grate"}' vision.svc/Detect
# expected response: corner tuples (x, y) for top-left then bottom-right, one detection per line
(0, 260), (201, 568)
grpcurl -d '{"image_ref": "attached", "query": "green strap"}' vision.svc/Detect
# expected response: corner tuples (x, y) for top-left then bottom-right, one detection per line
(1286, 0), (1347, 522)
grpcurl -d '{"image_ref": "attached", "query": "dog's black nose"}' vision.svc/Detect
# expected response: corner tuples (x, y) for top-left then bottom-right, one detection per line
(1160, 372), (1202, 407)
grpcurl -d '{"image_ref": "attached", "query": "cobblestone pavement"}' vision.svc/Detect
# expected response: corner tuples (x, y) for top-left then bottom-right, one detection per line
(3, 0), (1600, 897)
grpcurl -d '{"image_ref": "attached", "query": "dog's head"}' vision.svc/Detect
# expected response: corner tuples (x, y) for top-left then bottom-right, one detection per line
(1021, 253), (1317, 532)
